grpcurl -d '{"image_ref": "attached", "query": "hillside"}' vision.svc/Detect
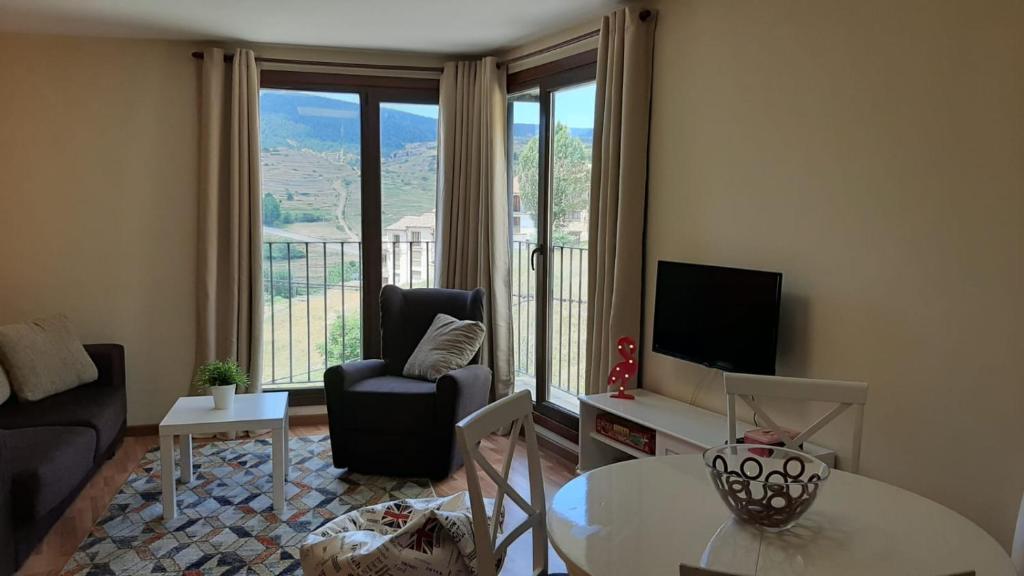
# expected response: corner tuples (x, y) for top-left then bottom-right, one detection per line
(261, 91), (440, 155)
(259, 90), (589, 242)
(261, 90), (442, 240)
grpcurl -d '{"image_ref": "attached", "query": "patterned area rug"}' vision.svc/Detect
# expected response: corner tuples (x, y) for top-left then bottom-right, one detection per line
(61, 434), (434, 575)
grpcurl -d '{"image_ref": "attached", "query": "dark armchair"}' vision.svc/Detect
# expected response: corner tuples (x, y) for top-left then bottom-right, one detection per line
(325, 285), (492, 480)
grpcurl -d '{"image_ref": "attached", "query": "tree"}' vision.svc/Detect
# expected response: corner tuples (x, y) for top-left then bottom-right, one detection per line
(327, 260), (361, 285)
(514, 123), (591, 240)
(319, 314), (362, 365)
(263, 193), (282, 226)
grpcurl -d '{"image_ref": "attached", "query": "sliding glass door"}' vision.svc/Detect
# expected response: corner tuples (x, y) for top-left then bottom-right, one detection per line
(509, 56), (597, 425)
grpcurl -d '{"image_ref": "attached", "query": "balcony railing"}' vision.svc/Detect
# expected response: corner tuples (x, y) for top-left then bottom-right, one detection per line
(262, 240), (436, 388)
(511, 241), (589, 406)
(262, 240), (588, 406)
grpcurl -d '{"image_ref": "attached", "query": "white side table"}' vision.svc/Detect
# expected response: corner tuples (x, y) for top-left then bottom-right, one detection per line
(157, 392), (289, 520)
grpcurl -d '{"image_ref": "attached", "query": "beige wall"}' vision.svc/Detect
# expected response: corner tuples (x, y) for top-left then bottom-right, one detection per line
(0, 33), (200, 426)
(643, 0), (1024, 547)
(0, 33), (455, 425)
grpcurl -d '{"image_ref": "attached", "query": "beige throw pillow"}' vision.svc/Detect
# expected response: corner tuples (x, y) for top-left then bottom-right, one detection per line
(0, 363), (9, 405)
(0, 314), (98, 402)
(403, 313), (486, 382)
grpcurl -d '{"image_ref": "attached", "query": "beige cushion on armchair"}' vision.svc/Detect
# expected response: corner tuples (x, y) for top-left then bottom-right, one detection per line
(403, 313), (485, 382)
(0, 363), (9, 405)
(0, 314), (98, 402)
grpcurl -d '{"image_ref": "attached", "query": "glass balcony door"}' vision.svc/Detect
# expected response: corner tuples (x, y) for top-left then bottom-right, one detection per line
(258, 73), (439, 401)
(509, 60), (597, 426)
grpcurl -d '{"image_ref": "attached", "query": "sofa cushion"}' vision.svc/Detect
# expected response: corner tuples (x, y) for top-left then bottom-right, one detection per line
(0, 364), (9, 406)
(0, 380), (126, 462)
(340, 376), (437, 433)
(0, 314), (98, 402)
(1, 426), (96, 521)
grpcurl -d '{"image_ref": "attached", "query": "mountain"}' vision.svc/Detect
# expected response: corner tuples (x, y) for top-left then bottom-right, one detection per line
(512, 123), (593, 145)
(260, 91), (593, 154)
(260, 91), (438, 154)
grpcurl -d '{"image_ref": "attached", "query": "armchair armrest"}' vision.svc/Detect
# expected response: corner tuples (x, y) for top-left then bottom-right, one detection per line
(324, 359), (386, 393)
(324, 360), (386, 463)
(436, 365), (492, 477)
(83, 344), (125, 390)
(0, 433), (14, 576)
(437, 365), (493, 426)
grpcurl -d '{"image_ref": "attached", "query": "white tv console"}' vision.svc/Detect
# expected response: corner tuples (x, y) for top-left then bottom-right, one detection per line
(579, 389), (836, 471)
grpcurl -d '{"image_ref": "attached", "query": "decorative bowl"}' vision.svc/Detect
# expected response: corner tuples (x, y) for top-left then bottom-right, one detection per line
(703, 444), (830, 531)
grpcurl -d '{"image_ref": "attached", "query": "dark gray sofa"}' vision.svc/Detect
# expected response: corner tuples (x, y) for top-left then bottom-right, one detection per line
(325, 286), (492, 480)
(0, 343), (126, 575)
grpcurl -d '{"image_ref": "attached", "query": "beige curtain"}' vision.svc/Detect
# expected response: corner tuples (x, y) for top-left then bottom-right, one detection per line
(193, 47), (263, 394)
(586, 8), (657, 395)
(438, 56), (514, 401)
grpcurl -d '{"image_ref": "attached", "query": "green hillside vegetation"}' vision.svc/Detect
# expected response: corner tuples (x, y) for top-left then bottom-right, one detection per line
(261, 142), (438, 240)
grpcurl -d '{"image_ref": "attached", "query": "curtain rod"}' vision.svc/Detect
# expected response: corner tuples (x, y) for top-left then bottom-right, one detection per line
(189, 51), (443, 73)
(497, 9), (650, 67)
(498, 29), (599, 67)
(191, 10), (650, 72)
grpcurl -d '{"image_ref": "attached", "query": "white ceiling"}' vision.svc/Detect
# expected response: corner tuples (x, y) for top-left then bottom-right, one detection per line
(0, 0), (624, 54)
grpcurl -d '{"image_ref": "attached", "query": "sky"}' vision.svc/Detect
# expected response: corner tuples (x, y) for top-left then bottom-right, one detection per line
(306, 91), (439, 119)
(289, 83), (597, 128)
(512, 83), (596, 129)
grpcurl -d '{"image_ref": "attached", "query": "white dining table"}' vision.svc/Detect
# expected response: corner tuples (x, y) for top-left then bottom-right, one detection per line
(547, 455), (1015, 576)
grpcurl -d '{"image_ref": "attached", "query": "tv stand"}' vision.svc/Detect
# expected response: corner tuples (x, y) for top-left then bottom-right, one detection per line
(579, 389), (836, 471)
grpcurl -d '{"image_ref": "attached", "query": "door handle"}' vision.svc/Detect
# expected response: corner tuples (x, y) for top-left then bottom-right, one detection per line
(530, 244), (545, 271)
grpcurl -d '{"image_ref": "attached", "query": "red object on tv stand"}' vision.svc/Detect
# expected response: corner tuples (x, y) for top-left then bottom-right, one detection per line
(608, 336), (637, 400)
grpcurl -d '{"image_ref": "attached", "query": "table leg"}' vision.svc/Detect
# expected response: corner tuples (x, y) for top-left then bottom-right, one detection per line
(272, 425), (287, 516)
(160, 434), (176, 520)
(284, 412), (290, 481)
(180, 434), (192, 483)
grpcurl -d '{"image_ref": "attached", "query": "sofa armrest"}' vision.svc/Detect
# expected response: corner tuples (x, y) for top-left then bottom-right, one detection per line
(83, 344), (125, 390)
(437, 365), (492, 426)
(0, 433), (14, 576)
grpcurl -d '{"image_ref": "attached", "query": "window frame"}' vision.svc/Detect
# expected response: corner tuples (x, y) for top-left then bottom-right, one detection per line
(507, 50), (598, 433)
(260, 70), (440, 406)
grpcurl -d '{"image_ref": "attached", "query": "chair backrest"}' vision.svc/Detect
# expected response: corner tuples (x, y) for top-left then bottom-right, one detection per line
(723, 373), (869, 473)
(681, 563), (973, 576)
(680, 564), (739, 576)
(456, 390), (547, 576)
(379, 285), (485, 376)
(1013, 492), (1024, 576)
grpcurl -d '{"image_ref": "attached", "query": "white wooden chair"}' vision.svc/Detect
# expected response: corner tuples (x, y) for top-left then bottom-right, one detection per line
(456, 390), (549, 576)
(724, 373), (869, 473)
(1013, 492), (1024, 576)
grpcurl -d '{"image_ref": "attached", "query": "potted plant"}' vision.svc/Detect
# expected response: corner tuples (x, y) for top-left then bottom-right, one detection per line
(194, 360), (249, 410)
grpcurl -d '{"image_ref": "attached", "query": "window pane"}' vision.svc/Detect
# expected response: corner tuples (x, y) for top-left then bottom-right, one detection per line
(510, 88), (541, 403)
(549, 81), (596, 413)
(380, 102), (439, 289)
(259, 89), (363, 388)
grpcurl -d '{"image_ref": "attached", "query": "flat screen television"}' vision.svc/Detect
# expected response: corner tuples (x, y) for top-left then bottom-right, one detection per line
(652, 260), (782, 375)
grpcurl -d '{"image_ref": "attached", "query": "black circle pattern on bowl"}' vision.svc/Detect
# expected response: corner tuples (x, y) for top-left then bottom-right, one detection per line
(708, 453), (823, 529)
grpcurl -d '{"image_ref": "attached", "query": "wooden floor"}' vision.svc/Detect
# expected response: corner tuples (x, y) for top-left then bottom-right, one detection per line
(18, 422), (577, 576)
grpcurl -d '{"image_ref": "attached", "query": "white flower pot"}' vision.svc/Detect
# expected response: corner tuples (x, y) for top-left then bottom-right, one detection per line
(211, 385), (235, 410)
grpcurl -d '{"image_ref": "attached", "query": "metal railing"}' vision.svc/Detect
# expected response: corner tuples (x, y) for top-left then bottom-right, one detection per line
(511, 240), (589, 400)
(262, 240), (435, 387)
(262, 239), (588, 401)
